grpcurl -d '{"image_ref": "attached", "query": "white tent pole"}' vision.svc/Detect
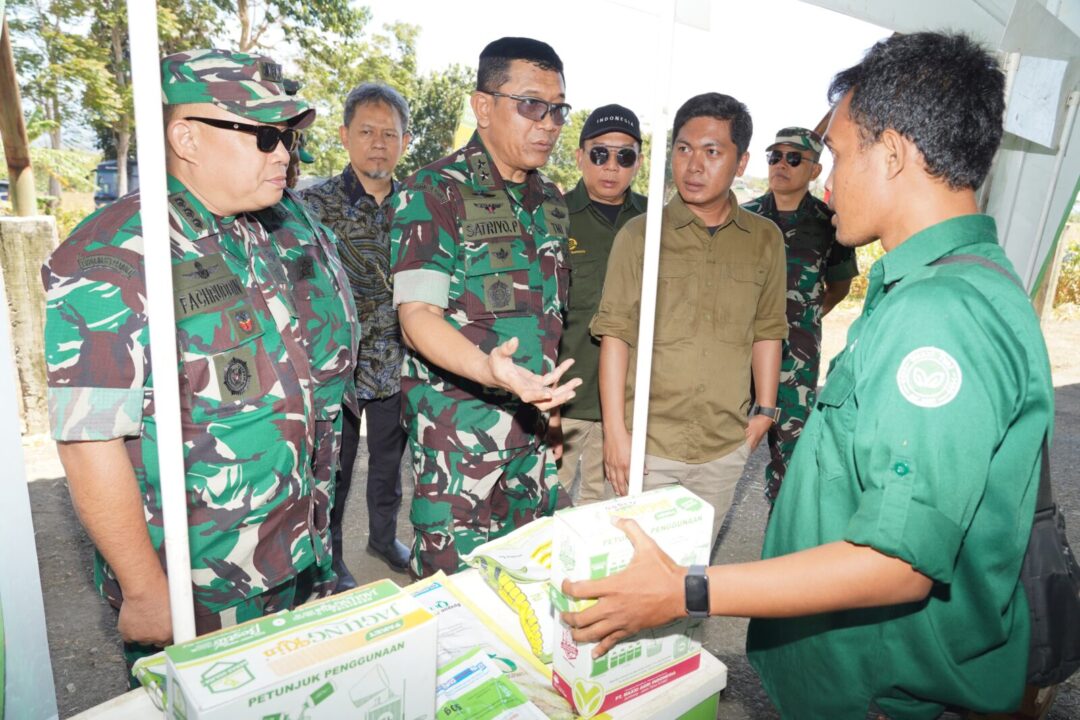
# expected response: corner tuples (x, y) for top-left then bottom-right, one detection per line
(628, 0), (676, 495)
(126, 0), (195, 643)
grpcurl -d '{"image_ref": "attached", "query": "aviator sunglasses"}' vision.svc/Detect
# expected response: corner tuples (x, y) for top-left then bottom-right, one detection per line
(185, 116), (301, 153)
(480, 91), (572, 125)
(767, 149), (817, 168)
(588, 145), (638, 168)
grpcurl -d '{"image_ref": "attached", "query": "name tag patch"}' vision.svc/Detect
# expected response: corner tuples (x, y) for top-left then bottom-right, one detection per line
(463, 217), (521, 241)
(173, 255), (246, 318)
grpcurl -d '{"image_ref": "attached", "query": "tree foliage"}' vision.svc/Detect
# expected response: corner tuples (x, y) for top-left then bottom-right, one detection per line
(396, 64), (473, 178)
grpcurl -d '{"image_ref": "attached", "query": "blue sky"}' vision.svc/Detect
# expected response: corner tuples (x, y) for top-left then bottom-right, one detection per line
(361, 0), (889, 179)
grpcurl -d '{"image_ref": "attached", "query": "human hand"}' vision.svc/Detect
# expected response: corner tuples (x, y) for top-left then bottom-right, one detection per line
(487, 337), (582, 412)
(118, 573), (173, 646)
(561, 518), (686, 657)
(603, 424), (632, 496)
(744, 415), (773, 452)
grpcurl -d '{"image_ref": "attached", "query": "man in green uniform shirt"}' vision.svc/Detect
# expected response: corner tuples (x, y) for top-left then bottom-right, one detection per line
(562, 32), (1054, 718)
(42, 49), (352, 676)
(556, 104), (646, 504)
(389, 37), (579, 578)
(743, 127), (858, 503)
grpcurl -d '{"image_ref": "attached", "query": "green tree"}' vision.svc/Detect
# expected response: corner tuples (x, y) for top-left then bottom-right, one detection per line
(397, 64), (473, 177)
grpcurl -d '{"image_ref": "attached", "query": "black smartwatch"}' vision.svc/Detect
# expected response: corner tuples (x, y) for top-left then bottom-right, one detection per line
(684, 565), (710, 618)
(750, 404), (781, 423)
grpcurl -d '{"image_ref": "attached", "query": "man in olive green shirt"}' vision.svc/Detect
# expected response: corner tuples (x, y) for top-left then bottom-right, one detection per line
(562, 33), (1054, 718)
(591, 93), (786, 534)
(556, 104), (646, 504)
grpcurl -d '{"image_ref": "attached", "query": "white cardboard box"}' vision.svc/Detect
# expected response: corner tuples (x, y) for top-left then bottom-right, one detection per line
(549, 486), (714, 718)
(165, 578), (437, 720)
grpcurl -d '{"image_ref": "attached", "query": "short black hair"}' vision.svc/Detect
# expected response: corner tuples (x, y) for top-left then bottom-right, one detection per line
(828, 32), (1005, 190)
(477, 37), (564, 92)
(672, 93), (752, 156)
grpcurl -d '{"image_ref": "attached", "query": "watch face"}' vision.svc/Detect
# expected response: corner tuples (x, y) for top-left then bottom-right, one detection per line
(685, 570), (709, 616)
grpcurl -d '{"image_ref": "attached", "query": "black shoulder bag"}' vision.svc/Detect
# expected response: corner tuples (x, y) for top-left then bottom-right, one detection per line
(932, 254), (1080, 686)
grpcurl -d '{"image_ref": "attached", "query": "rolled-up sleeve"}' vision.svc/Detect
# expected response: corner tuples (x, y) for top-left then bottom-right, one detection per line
(589, 218), (644, 347)
(389, 184), (458, 309)
(42, 249), (148, 442)
(753, 222), (788, 342)
(843, 281), (1022, 583)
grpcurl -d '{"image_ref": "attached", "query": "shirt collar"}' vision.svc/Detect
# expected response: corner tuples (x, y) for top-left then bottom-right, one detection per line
(879, 214), (998, 287)
(166, 174), (227, 232)
(667, 191), (751, 233)
(340, 164), (397, 207)
(464, 131), (548, 208)
(565, 180), (647, 215)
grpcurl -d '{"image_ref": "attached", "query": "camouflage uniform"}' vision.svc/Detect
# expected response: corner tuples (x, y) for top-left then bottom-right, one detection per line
(42, 50), (348, 665)
(742, 191), (858, 502)
(389, 132), (571, 577)
(254, 188), (360, 593)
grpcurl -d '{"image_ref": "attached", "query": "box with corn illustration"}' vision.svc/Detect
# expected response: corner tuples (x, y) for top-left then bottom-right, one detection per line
(164, 578), (436, 720)
(549, 486), (715, 718)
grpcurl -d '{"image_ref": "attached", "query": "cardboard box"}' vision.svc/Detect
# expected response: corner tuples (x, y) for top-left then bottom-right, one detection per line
(165, 578), (437, 720)
(549, 486), (714, 718)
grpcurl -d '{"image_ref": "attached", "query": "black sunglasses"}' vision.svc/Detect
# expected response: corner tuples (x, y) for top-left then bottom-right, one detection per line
(185, 116), (300, 153)
(767, 149), (817, 168)
(480, 91), (572, 126)
(588, 145), (638, 168)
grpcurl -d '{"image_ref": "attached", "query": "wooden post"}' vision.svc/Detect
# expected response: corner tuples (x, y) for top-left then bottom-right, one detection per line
(0, 16), (37, 216)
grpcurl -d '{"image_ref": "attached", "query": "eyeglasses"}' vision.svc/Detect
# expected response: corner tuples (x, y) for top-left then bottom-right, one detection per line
(480, 91), (572, 126)
(184, 116), (300, 153)
(767, 149), (817, 168)
(588, 145), (638, 168)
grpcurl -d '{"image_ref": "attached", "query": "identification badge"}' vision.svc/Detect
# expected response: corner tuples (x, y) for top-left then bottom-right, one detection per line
(488, 241), (514, 269)
(227, 302), (261, 341)
(212, 343), (262, 403)
(172, 254), (246, 318)
(542, 200), (569, 238)
(482, 274), (516, 313)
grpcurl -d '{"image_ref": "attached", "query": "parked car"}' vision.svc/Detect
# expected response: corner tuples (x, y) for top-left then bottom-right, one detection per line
(94, 160), (139, 206)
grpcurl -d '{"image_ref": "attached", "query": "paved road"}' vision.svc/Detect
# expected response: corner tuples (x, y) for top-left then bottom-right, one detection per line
(30, 380), (1080, 717)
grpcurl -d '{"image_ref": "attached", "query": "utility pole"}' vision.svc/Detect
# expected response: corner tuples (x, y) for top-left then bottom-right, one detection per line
(0, 13), (38, 216)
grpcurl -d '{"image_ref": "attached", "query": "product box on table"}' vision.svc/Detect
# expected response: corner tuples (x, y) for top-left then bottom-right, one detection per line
(165, 578), (436, 720)
(549, 486), (714, 718)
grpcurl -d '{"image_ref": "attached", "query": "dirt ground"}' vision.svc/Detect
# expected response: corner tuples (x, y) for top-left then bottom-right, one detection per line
(22, 311), (1080, 719)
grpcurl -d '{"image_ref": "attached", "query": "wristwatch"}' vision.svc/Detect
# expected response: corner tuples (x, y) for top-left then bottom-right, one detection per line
(685, 565), (710, 618)
(750, 404), (781, 423)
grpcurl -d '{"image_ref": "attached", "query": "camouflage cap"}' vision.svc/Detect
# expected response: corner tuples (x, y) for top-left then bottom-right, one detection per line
(161, 49), (315, 129)
(766, 127), (823, 157)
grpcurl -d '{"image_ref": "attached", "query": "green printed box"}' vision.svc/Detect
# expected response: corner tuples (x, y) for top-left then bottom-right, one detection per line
(549, 486), (714, 718)
(165, 579), (436, 720)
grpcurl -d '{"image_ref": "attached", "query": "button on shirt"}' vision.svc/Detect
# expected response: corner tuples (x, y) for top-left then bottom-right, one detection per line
(590, 192), (787, 463)
(747, 215), (1054, 718)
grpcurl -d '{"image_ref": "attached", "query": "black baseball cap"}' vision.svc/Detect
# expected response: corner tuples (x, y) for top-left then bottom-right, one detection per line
(579, 104), (642, 146)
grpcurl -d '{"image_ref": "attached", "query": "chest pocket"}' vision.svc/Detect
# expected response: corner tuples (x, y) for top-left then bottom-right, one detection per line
(811, 363), (856, 485)
(716, 262), (766, 344)
(177, 300), (274, 422)
(655, 260), (698, 344)
(463, 241), (535, 320)
(569, 260), (603, 312)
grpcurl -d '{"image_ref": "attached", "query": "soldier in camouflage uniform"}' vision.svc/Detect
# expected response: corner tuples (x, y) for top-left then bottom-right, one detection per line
(42, 49), (353, 677)
(302, 83), (414, 584)
(742, 127), (857, 503)
(389, 37), (580, 578)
